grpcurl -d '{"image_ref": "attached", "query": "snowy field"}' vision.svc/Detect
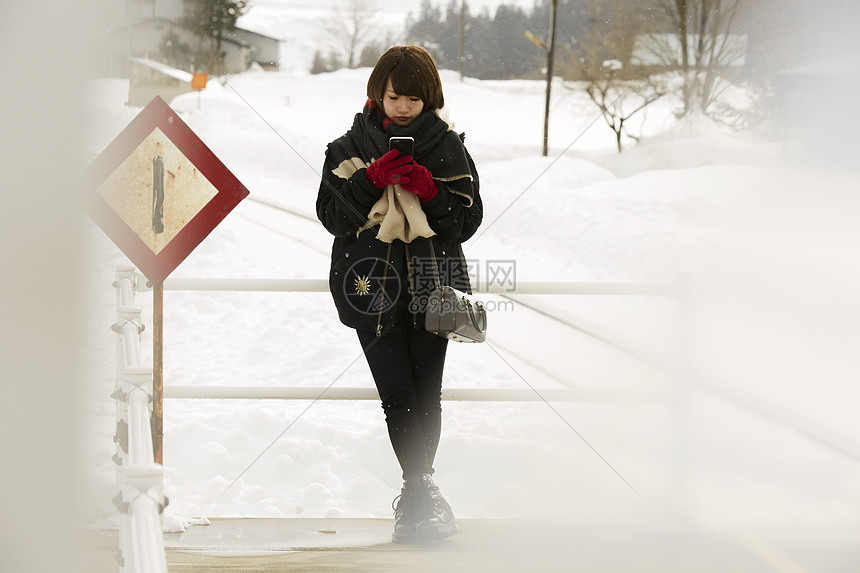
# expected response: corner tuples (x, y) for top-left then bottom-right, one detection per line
(79, 61), (860, 567)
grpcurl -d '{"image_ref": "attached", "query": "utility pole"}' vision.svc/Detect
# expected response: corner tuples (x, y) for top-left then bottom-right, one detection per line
(459, 0), (466, 81)
(542, 0), (558, 157)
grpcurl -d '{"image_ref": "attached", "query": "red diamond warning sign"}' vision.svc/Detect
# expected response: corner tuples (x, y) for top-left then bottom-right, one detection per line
(86, 96), (249, 283)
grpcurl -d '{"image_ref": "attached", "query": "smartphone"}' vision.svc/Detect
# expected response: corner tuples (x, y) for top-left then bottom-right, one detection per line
(389, 136), (414, 160)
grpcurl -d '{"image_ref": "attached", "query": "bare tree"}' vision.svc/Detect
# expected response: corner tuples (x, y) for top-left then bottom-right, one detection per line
(558, 1), (666, 152)
(323, 0), (381, 69)
(581, 67), (667, 152)
(647, 0), (747, 117)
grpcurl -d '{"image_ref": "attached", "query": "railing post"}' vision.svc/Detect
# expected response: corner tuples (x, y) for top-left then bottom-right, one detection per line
(114, 266), (137, 383)
(125, 463), (168, 572)
(113, 266), (136, 571)
(123, 366), (155, 463)
(117, 306), (143, 368)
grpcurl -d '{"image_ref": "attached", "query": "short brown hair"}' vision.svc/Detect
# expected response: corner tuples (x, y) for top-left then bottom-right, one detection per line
(366, 46), (444, 111)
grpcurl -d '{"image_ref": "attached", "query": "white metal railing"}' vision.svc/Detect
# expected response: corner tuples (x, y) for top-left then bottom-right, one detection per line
(159, 274), (860, 466)
(165, 385), (662, 402)
(163, 277), (669, 296)
(161, 276), (670, 403)
(112, 267), (168, 573)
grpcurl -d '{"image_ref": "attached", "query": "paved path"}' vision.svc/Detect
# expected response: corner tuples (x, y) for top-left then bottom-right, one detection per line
(84, 516), (860, 572)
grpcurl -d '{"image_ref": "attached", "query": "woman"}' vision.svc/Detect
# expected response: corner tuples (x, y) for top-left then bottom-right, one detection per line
(316, 46), (482, 543)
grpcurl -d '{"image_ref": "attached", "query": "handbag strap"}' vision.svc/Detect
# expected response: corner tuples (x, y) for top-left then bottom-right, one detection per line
(429, 240), (475, 296)
(404, 242), (414, 296)
(404, 240), (442, 292)
(426, 239), (443, 291)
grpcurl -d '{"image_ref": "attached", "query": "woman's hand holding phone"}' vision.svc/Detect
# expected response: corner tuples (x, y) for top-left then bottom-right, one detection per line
(401, 162), (437, 202)
(365, 149), (413, 189)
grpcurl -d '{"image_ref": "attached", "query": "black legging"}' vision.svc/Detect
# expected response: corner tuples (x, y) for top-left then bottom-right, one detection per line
(357, 326), (449, 480)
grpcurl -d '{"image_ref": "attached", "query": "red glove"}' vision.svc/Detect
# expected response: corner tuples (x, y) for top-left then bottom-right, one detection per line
(401, 162), (438, 202)
(365, 149), (413, 189)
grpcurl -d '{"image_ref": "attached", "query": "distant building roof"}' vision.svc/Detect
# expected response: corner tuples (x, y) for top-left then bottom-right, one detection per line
(631, 33), (747, 67)
(98, 17), (256, 49)
(231, 26), (283, 43)
(97, 17), (174, 38)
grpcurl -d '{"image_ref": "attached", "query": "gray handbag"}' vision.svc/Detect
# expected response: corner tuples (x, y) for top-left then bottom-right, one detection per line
(421, 242), (487, 343)
(425, 285), (487, 343)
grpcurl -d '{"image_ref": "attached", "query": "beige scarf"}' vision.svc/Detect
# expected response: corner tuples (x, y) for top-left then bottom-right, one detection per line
(356, 183), (435, 243)
(332, 155), (437, 243)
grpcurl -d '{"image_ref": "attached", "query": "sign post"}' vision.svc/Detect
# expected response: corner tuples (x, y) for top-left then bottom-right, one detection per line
(191, 72), (208, 111)
(87, 95), (249, 463)
(153, 281), (164, 463)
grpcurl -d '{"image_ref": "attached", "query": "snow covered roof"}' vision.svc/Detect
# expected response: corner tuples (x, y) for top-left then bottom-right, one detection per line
(129, 57), (193, 83)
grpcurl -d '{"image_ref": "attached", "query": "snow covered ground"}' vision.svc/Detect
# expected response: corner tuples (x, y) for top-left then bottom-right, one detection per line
(80, 63), (860, 565)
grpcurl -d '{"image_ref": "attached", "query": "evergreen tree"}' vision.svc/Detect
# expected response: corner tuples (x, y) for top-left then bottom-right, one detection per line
(481, 4), (537, 79)
(159, 28), (193, 71)
(179, 0), (248, 74)
(310, 49), (344, 75)
(401, 0), (666, 81)
(405, 0), (445, 55)
(310, 50), (330, 75)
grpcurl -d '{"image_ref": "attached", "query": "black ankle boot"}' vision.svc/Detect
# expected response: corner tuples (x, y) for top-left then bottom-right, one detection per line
(409, 473), (459, 542)
(391, 485), (420, 543)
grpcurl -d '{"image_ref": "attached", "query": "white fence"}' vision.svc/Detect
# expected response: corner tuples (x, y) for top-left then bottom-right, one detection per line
(107, 266), (860, 570)
(111, 267), (168, 573)
(107, 269), (671, 569)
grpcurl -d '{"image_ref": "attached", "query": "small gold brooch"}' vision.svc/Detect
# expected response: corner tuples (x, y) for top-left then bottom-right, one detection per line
(354, 275), (371, 296)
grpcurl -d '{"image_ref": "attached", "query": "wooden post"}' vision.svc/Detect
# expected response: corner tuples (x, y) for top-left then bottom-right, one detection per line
(153, 281), (164, 465)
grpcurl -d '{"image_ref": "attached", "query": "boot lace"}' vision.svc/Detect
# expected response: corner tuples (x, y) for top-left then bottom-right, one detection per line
(426, 487), (452, 518)
(392, 491), (416, 519)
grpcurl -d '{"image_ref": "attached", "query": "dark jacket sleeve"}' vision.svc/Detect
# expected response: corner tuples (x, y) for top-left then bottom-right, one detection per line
(316, 144), (382, 238)
(421, 147), (483, 243)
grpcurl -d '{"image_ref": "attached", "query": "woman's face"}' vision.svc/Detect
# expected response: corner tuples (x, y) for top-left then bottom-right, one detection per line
(382, 78), (424, 127)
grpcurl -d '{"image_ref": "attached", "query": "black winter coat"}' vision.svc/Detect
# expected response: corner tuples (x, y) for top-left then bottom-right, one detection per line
(316, 105), (483, 334)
